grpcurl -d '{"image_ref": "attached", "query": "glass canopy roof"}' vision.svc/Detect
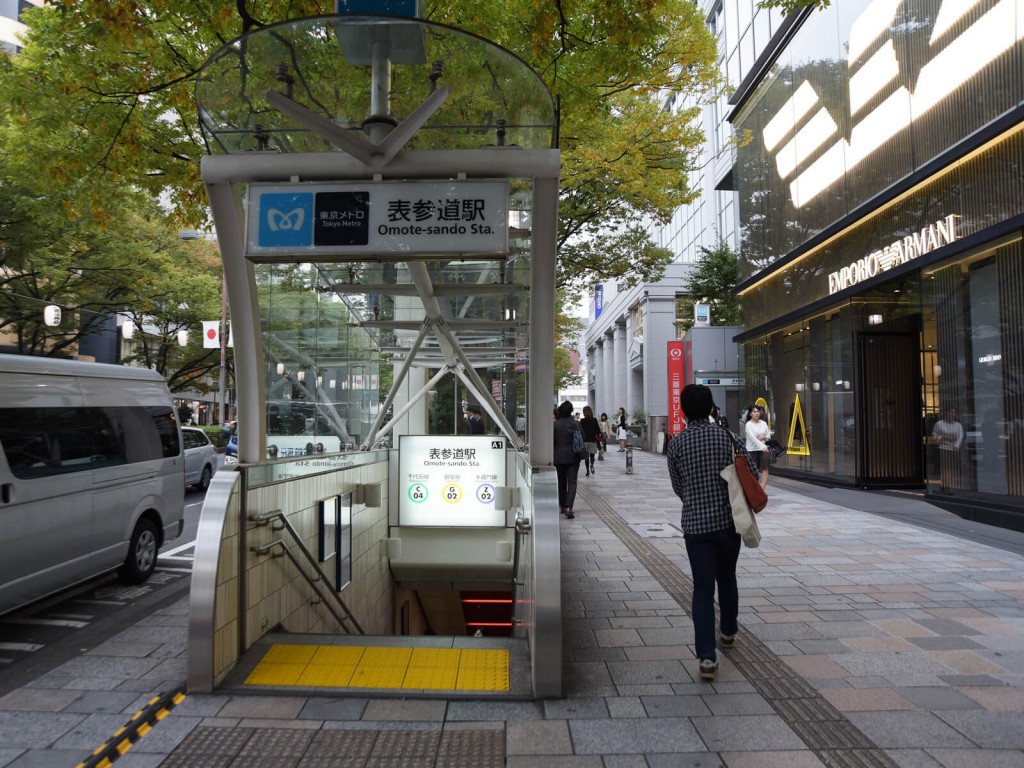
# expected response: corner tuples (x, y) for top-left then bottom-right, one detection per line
(195, 15), (558, 155)
(195, 15), (555, 451)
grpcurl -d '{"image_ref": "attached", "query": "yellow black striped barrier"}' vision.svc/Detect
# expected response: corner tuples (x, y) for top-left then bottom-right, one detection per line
(75, 682), (187, 768)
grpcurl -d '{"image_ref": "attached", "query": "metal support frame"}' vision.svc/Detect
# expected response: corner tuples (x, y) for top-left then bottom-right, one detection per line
(203, 149), (557, 463)
(528, 177), (559, 466)
(360, 320), (431, 449)
(199, 69), (561, 696)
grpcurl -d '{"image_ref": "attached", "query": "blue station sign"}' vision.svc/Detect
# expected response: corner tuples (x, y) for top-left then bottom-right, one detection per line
(246, 181), (509, 259)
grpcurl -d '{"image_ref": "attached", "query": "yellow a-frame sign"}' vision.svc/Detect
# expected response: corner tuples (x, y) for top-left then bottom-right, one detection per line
(787, 392), (811, 455)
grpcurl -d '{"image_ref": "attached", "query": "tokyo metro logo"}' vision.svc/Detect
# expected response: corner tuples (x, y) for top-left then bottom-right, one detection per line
(763, 0), (1023, 208)
(257, 192), (313, 247)
(266, 207), (306, 232)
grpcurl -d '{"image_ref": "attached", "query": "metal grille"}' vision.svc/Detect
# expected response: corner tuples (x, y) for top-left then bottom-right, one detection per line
(160, 726), (502, 767)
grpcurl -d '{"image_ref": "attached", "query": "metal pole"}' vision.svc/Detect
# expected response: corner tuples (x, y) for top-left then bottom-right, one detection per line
(218, 277), (227, 424)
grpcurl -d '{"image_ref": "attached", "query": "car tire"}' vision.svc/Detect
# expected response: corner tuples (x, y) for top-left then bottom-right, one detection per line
(197, 464), (212, 492)
(118, 517), (159, 585)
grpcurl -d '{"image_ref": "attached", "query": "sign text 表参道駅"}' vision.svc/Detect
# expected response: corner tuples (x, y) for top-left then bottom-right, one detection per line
(247, 180), (508, 257)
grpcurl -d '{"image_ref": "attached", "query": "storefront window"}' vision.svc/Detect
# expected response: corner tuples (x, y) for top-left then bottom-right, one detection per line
(924, 238), (1024, 500)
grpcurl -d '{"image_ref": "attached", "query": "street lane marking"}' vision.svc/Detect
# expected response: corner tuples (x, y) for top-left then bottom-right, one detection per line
(0, 642), (45, 652)
(161, 540), (196, 557)
(4, 617), (89, 628)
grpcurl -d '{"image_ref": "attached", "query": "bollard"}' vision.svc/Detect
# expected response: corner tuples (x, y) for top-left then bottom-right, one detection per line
(625, 443), (633, 474)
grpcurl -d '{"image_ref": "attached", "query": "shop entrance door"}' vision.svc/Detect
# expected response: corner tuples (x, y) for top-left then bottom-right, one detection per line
(854, 331), (923, 488)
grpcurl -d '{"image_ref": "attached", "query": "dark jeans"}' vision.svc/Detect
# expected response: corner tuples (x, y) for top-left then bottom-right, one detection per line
(555, 462), (580, 510)
(684, 528), (741, 662)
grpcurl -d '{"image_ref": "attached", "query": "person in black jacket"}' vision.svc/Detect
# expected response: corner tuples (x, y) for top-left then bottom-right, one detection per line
(465, 404), (485, 434)
(579, 405), (601, 476)
(552, 400), (582, 518)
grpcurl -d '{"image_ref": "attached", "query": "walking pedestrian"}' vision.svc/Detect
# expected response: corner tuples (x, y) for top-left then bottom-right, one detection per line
(553, 400), (582, 518)
(616, 406), (628, 451)
(579, 406), (600, 476)
(598, 412), (613, 460)
(466, 404), (485, 434)
(744, 404), (771, 488)
(667, 384), (758, 680)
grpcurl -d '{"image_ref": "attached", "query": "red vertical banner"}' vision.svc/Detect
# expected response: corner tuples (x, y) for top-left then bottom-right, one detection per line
(667, 341), (686, 434)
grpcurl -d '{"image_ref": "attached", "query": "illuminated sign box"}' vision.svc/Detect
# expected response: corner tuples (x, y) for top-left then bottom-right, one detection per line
(696, 376), (744, 386)
(246, 181), (509, 259)
(398, 435), (507, 527)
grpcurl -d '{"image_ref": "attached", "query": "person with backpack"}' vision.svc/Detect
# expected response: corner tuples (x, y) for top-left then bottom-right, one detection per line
(553, 400), (584, 519)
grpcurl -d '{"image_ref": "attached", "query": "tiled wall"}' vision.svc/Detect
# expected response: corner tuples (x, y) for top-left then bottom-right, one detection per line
(209, 458), (392, 686)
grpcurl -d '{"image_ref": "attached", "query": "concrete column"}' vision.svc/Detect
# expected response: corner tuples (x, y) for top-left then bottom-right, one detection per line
(602, 332), (615, 416)
(613, 322), (628, 416)
(391, 290), (428, 437)
(592, 342), (604, 411)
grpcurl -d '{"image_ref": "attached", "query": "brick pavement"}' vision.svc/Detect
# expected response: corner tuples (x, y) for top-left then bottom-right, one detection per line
(0, 448), (1021, 767)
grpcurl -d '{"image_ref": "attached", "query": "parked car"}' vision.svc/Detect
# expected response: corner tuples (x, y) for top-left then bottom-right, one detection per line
(0, 357), (185, 616)
(224, 427), (238, 460)
(182, 427), (217, 491)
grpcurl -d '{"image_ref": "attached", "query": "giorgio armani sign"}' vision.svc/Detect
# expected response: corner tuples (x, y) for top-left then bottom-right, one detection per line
(827, 214), (960, 294)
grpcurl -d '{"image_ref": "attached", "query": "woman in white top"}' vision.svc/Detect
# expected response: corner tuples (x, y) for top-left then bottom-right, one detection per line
(744, 404), (771, 488)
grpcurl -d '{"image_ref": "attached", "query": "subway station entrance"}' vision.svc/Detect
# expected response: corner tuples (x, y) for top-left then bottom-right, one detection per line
(186, 14), (562, 698)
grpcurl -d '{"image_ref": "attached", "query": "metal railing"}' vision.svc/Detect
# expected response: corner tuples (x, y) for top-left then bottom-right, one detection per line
(248, 509), (364, 635)
(510, 514), (531, 632)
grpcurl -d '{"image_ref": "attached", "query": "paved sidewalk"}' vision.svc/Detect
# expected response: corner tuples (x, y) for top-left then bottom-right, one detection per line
(0, 449), (1022, 767)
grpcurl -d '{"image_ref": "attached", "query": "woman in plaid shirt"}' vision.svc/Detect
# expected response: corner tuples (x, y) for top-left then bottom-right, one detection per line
(667, 384), (759, 680)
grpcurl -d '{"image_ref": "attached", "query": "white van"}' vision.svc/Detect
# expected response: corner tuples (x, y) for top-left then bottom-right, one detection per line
(0, 356), (185, 616)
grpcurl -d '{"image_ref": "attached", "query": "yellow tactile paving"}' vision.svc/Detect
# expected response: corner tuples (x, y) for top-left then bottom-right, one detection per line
(244, 643), (509, 692)
(458, 649), (507, 669)
(296, 665), (356, 687)
(260, 644), (318, 664)
(408, 647), (461, 667)
(456, 663), (509, 691)
(402, 666), (459, 689)
(348, 665), (409, 688)
(244, 662), (307, 685)
(360, 646), (413, 666)
(310, 646), (365, 665)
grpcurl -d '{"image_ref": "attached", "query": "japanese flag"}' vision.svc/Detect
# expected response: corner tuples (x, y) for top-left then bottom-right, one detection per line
(202, 321), (220, 348)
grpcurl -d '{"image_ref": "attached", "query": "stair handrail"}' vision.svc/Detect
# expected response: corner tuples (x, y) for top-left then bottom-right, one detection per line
(248, 509), (365, 634)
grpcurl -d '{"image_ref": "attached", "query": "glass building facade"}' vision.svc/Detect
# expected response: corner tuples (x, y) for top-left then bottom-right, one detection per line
(733, 0), (1024, 512)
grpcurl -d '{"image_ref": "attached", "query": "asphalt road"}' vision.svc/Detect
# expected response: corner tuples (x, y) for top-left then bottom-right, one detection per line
(0, 459), (223, 694)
